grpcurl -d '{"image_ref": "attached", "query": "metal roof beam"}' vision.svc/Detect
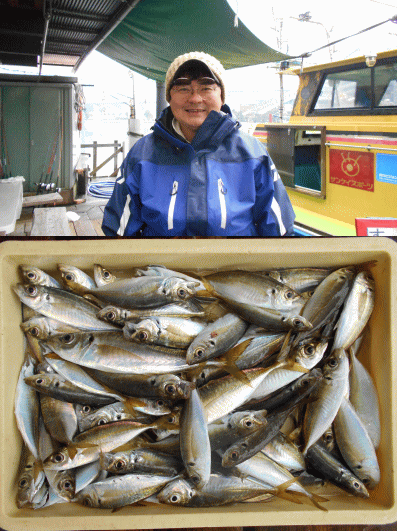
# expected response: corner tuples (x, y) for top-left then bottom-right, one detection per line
(49, 23), (99, 35)
(72, 0), (142, 73)
(52, 7), (110, 24)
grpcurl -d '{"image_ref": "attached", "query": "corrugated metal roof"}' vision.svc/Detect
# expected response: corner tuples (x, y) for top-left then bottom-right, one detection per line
(0, 0), (142, 71)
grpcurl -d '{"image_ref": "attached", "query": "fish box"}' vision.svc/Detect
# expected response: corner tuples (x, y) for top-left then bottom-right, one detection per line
(0, 237), (396, 530)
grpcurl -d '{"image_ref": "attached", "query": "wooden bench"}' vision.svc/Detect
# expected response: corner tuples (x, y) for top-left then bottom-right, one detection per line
(30, 207), (73, 236)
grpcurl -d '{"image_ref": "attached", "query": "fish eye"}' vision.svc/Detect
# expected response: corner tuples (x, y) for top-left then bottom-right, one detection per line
(97, 419), (107, 425)
(115, 460), (125, 470)
(165, 384), (176, 395)
(285, 290), (294, 299)
(36, 378), (44, 385)
(65, 274), (74, 281)
(116, 414), (122, 420)
(242, 418), (253, 428)
(26, 285), (37, 296)
(106, 311), (116, 321)
(177, 288), (187, 298)
(29, 327), (40, 337)
(156, 400), (164, 406)
(82, 405), (91, 413)
(324, 433), (333, 442)
(190, 475), (200, 484)
(61, 480), (73, 490)
(230, 451), (240, 461)
(82, 497), (93, 507)
(18, 479), (28, 488)
(53, 453), (65, 463)
(305, 345), (315, 355)
(61, 334), (74, 344)
(27, 272), (36, 279)
(353, 481), (361, 488)
(103, 271), (111, 279)
(194, 348), (205, 359)
(328, 358), (338, 367)
(138, 331), (149, 341)
(170, 494), (180, 503)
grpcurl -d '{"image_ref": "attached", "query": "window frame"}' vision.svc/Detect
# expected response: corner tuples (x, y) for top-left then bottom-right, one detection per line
(309, 56), (397, 116)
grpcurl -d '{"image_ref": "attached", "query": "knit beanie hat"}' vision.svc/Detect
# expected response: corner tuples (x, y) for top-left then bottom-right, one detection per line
(165, 51), (226, 103)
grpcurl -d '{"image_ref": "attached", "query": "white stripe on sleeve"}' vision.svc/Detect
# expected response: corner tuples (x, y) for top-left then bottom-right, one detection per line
(270, 197), (286, 236)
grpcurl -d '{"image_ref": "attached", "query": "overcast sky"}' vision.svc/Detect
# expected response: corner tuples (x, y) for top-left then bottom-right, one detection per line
(2, 1), (396, 115)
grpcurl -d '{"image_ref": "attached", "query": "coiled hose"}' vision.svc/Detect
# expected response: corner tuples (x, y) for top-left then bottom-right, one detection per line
(87, 180), (115, 198)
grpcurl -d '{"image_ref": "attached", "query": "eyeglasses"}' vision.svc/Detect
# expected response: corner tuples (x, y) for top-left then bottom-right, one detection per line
(170, 77), (220, 99)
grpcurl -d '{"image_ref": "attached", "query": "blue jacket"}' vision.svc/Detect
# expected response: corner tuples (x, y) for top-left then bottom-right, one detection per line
(102, 106), (295, 237)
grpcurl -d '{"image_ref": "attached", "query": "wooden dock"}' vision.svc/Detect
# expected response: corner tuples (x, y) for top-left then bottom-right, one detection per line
(8, 197), (107, 237)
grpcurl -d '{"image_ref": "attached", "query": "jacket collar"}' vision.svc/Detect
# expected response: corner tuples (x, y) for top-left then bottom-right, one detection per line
(153, 105), (239, 150)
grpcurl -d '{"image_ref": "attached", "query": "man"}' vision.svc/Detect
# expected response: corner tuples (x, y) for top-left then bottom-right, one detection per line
(102, 51), (295, 237)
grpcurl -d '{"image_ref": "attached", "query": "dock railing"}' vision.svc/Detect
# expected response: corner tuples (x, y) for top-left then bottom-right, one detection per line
(81, 140), (124, 178)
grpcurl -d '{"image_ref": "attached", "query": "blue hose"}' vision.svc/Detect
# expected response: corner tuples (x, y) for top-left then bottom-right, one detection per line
(87, 181), (115, 198)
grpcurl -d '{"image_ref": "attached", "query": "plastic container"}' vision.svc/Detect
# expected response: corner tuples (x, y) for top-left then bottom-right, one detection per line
(0, 177), (25, 234)
(0, 237), (396, 530)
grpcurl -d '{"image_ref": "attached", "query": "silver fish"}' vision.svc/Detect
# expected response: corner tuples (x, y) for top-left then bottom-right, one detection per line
(348, 347), (381, 448)
(40, 395), (78, 444)
(156, 475), (273, 507)
(70, 275), (200, 309)
(302, 348), (350, 454)
(15, 356), (40, 459)
(97, 301), (206, 325)
(93, 264), (118, 287)
(16, 448), (47, 508)
(124, 315), (206, 349)
(74, 473), (176, 509)
(58, 264), (97, 290)
(332, 271), (375, 351)
(186, 312), (248, 364)
(45, 331), (195, 374)
(100, 448), (181, 477)
(180, 388), (211, 488)
(13, 284), (119, 332)
(19, 265), (61, 288)
(333, 397), (380, 490)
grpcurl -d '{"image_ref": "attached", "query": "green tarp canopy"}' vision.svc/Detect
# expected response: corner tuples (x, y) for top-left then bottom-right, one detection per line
(97, 0), (292, 82)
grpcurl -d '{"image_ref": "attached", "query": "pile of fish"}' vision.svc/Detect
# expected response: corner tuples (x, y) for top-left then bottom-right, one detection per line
(12, 261), (380, 511)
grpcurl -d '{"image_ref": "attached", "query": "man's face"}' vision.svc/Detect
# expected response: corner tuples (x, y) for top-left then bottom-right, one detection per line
(169, 77), (223, 141)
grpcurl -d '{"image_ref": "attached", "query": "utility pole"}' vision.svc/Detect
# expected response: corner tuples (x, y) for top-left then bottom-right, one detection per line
(292, 12), (334, 61)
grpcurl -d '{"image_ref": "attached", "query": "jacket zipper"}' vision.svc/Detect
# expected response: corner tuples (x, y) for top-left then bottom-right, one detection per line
(218, 178), (227, 229)
(168, 181), (178, 230)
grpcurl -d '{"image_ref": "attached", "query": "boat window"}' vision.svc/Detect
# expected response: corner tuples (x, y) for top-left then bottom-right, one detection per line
(314, 68), (371, 110)
(376, 64), (397, 106)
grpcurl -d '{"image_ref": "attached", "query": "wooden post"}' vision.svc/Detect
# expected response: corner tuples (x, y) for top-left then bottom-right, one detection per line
(92, 140), (98, 178)
(114, 140), (118, 175)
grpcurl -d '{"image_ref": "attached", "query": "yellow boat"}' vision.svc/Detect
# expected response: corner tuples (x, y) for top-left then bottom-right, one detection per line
(254, 49), (397, 236)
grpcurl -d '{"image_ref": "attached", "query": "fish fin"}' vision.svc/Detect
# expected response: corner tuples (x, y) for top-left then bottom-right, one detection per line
(284, 360), (310, 373)
(82, 294), (106, 308)
(276, 330), (293, 363)
(61, 278), (90, 295)
(32, 460), (44, 482)
(222, 364), (253, 386)
(121, 396), (150, 414)
(288, 490), (329, 512)
(202, 300), (229, 321)
(287, 426), (302, 442)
